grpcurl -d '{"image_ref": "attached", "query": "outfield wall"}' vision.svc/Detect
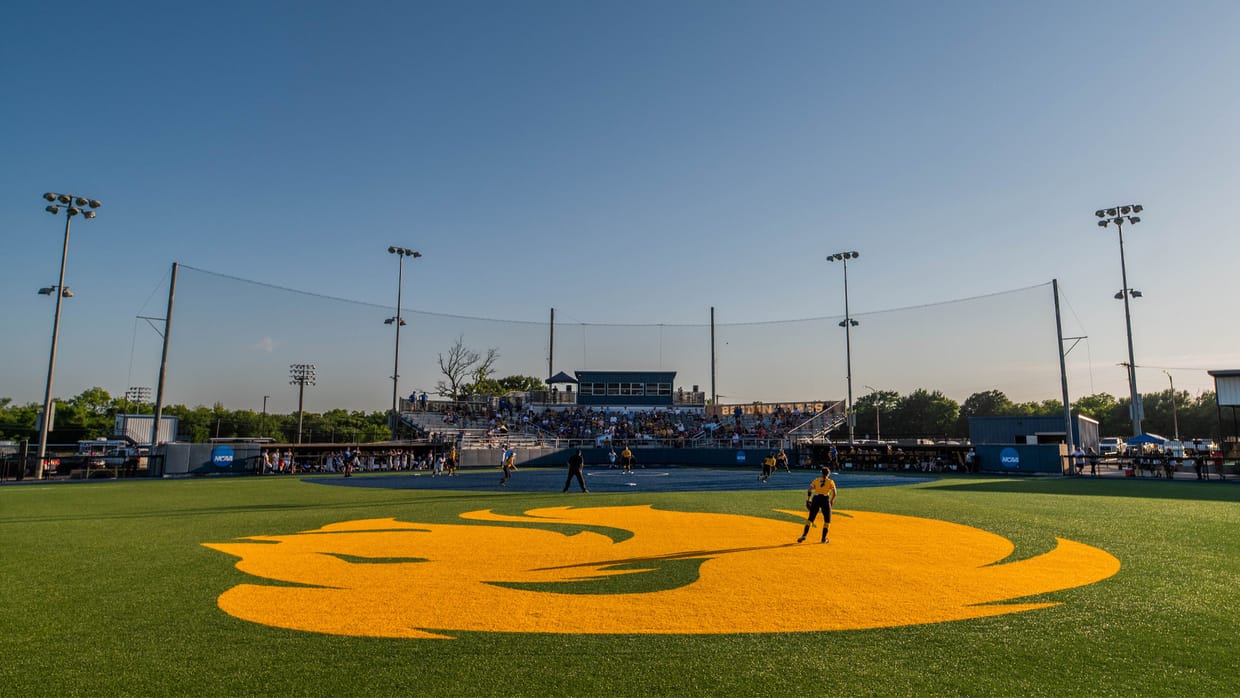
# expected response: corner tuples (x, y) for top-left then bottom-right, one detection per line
(974, 443), (1065, 474)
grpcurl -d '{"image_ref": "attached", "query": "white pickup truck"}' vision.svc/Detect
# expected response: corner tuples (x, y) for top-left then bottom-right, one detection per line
(1098, 437), (1128, 456)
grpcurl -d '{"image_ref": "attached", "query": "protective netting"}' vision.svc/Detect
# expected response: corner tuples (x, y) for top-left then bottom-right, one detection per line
(139, 266), (1060, 412)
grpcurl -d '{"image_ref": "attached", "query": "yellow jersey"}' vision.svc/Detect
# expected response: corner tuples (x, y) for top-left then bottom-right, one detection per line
(807, 476), (836, 502)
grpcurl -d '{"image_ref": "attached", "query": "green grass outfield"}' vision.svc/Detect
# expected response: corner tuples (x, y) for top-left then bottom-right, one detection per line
(1, 472), (1237, 697)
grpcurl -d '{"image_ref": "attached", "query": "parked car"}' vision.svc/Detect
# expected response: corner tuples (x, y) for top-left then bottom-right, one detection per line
(1098, 437), (1128, 456)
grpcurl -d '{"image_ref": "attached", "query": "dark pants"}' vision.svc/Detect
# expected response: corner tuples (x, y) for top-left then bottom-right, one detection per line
(801, 495), (832, 541)
(563, 469), (586, 492)
(807, 495), (832, 525)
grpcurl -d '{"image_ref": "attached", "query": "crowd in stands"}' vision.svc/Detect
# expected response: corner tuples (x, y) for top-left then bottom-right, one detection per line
(408, 395), (833, 449)
(523, 405), (816, 448)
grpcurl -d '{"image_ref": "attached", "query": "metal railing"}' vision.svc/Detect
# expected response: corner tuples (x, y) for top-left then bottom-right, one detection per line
(785, 402), (847, 444)
(1060, 452), (1235, 479)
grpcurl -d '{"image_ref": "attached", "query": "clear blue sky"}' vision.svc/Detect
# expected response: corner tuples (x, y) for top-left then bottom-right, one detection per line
(4, 1), (1239, 413)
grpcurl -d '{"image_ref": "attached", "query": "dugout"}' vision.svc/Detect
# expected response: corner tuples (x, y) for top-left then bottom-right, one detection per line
(155, 440), (264, 476)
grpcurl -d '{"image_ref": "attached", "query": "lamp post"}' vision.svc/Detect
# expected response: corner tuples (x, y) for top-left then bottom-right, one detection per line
(289, 363), (316, 444)
(35, 192), (100, 479)
(1164, 370), (1179, 442)
(864, 385), (882, 442)
(386, 246), (421, 440)
(1096, 205), (1143, 437)
(260, 395), (270, 438)
(828, 251), (860, 445)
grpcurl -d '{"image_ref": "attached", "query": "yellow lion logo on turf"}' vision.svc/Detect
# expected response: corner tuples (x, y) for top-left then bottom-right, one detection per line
(204, 505), (1119, 639)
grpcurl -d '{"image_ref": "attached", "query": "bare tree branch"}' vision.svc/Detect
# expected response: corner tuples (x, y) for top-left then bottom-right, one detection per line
(471, 347), (500, 388)
(436, 335), (480, 400)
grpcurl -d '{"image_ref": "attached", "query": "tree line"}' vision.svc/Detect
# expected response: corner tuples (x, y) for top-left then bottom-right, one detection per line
(0, 389), (390, 445)
(851, 388), (1223, 441)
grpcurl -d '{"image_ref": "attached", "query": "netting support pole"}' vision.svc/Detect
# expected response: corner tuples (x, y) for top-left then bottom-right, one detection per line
(549, 307), (555, 383)
(710, 307), (717, 408)
(1053, 279), (1075, 460)
(150, 262), (178, 457)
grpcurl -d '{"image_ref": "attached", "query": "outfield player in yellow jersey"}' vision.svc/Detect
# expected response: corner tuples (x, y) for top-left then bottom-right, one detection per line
(776, 447), (790, 472)
(760, 453), (776, 482)
(620, 446), (634, 473)
(798, 466), (837, 543)
(446, 446), (458, 476)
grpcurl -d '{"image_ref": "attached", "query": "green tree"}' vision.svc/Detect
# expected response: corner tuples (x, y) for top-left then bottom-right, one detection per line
(466, 377), (506, 397)
(1013, 399), (1063, 417)
(0, 400), (39, 441)
(1072, 393), (1119, 435)
(957, 390), (1015, 434)
(499, 375), (545, 393)
(40, 388), (119, 442)
(1180, 392), (1219, 442)
(888, 389), (961, 438)
(854, 389), (899, 440)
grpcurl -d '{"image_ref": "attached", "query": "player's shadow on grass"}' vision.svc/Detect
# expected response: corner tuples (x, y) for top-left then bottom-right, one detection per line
(932, 476), (1239, 502)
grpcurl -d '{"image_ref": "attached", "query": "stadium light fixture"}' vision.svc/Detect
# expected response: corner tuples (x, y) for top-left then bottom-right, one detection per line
(35, 191), (99, 479)
(827, 250), (861, 445)
(1096, 203), (1144, 437)
(289, 363), (317, 444)
(387, 246), (422, 439)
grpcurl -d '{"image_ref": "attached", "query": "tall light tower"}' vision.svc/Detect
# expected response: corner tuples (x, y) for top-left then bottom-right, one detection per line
(1096, 205), (1143, 437)
(289, 363), (316, 444)
(36, 192), (100, 479)
(828, 251), (860, 445)
(125, 386), (152, 413)
(386, 246), (421, 439)
(864, 384), (882, 442)
(1163, 370), (1179, 442)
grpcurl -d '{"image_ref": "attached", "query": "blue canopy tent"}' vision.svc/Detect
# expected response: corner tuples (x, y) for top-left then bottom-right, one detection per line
(1126, 433), (1167, 446)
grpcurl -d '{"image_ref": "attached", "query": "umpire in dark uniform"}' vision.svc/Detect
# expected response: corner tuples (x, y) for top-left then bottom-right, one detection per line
(563, 449), (588, 493)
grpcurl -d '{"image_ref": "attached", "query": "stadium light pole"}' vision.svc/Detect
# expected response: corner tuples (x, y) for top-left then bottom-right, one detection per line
(35, 192), (100, 479)
(290, 363), (316, 444)
(828, 251), (860, 445)
(1164, 370), (1179, 442)
(863, 385), (882, 442)
(1096, 205), (1143, 437)
(386, 246), (421, 440)
(125, 386), (151, 414)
